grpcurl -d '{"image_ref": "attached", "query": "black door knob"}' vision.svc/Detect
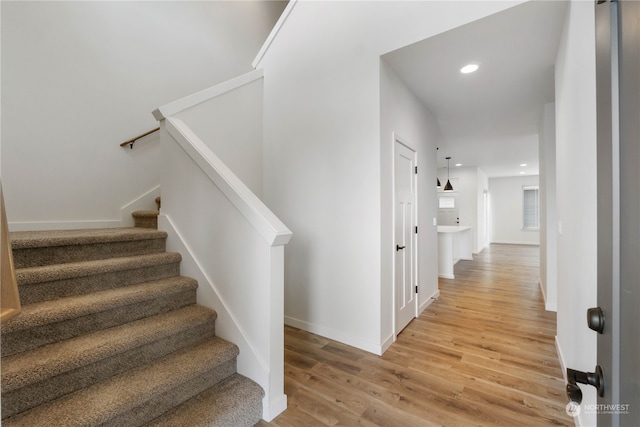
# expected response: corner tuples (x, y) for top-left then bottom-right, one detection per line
(396, 245), (406, 251)
(587, 307), (605, 333)
(566, 366), (605, 404)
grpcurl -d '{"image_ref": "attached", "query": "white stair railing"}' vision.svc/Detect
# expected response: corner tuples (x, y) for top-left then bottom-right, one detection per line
(153, 70), (291, 421)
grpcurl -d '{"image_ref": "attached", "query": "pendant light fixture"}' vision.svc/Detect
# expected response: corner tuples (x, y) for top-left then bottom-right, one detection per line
(444, 157), (454, 191)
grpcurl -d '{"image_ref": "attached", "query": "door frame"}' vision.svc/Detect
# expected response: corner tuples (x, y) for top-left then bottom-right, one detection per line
(392, 133), (419, 339)
(595, 1), (639, 425)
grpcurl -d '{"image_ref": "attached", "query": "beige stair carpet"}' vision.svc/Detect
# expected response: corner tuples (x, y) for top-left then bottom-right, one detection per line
(2, 226), (264, 426)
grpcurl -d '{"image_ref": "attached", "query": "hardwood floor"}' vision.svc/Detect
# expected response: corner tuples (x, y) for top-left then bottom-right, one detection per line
(259, 244), (572, 426)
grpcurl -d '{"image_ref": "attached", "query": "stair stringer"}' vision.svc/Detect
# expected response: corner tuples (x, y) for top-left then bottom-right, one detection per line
(159, 214), (287, 421)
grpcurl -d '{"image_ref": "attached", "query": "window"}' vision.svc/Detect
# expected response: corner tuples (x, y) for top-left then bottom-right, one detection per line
(439, 196), (455, 209)
(522, 186), (539, 230)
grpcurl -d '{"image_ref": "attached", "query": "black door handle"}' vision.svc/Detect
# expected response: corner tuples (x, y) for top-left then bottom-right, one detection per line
(566, 366), (605, 404)
(396, 245), (405, 251)
(587, 307), (605, 333)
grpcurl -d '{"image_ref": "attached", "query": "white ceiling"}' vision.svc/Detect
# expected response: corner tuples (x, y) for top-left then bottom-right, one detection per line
(383, 1), (568, 177)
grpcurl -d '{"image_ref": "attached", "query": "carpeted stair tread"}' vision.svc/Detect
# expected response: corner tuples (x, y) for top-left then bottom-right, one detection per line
(2, 304), (217, 392)
(147, 373), (264, 427)
(9, 227), (167, 249)
(10, 227), (168, 268)
(1, 276), (198, 357)
(16, 252), (181, 286)
(2, 337), (239, 427)
(15, 252), (182, 304)
(132, 210), (160, 218)
(1, 305), (219, 418)
(1, 276), (197, 334)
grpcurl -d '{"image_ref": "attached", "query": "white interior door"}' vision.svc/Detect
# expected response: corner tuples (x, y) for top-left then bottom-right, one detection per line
(394, 139), (417, 335)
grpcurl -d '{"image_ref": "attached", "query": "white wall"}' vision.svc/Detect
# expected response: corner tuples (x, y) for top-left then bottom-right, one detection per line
(555, 2), (598, 426)
(1, 1), (285, 229)
(489, 175), (540, 245)
(380, 61), (439, 347)
(257, 1), (524, 353)
(539, 102), (557, 311)
(173, 76), (264, 198)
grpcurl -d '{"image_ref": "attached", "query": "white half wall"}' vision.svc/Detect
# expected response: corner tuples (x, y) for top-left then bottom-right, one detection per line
(555, 2), (598, 427)
(1, 1), (285, 229)
(489, 175), (540, 245)
(257, 1), (525, 353)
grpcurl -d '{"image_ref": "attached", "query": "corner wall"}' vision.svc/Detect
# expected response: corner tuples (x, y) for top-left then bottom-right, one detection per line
(257, 1), (524, 353)
(380, 61), (439, 346)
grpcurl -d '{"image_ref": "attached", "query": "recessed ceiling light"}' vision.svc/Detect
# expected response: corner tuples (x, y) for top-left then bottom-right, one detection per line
(455, 163), (462, 167)
(460, 64), (479, 74)
(520, 163), (527, 167)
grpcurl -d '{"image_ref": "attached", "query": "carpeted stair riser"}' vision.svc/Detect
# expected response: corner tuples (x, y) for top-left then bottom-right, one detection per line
(102, 358), (237, 427)
(10, 228), (168, 269)
(3, 337), (239, 427)
(17, 252), (182, 304)
(1, 277), (197, 357)
(146, 374), (265, 427)
(132, 210), (159, 229)
(2, 306), (217, 418)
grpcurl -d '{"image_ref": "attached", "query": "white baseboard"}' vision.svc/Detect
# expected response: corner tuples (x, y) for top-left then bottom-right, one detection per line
(8, 220), (121, 232)
(284, 315), (385, 356)
(474, 244), (489, 255)
(8, 186), (161, 232)
(490, 240), (540, 246)
(539, 277), (548, 304)
(555, 336), (567, 382)
(380, 334), (394, 354)
(419, 289), (440, 313)
(263, 393), (287, 422)
(438, 273), (455, 279)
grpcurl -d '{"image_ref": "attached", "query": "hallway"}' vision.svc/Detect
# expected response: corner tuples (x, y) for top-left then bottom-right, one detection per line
(261, 244), (573, 426)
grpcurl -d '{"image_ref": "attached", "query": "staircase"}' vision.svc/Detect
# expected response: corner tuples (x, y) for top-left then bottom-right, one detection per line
(1, 225), (264, 426)
(132, 197), (161, 229)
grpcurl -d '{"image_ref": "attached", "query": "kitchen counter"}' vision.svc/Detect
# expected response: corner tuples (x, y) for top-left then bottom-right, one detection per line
(437, 226), (472, 279)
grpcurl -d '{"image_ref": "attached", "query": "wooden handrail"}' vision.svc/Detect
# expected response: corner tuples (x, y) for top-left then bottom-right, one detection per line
(1, 182), (21, 324)
(119, 127), (160, 149)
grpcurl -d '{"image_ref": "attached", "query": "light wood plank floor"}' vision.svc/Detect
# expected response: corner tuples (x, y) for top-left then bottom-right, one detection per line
(259, 244), (572, 426)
